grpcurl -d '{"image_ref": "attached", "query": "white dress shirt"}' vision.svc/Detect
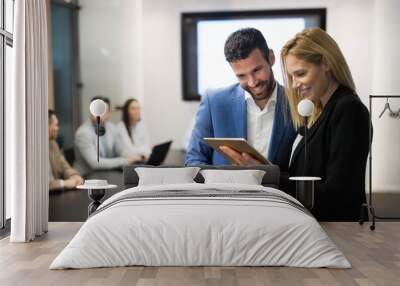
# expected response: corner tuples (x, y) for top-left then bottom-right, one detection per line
(116, 121), (152, 158)
(73, 121), (128, 175)
(289, 134), (303, 167)
(245, 84), (277, 158)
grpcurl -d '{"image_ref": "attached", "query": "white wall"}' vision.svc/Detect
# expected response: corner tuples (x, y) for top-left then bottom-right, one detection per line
(79, 0), (400, 193)
(371, 0), (400, 192)
(140, 0), (374, 148)
(79, 0), (140, 122)
(79, 0), (375, 148)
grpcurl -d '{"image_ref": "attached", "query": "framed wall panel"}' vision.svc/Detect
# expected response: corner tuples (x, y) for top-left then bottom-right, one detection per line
(181, 9), (326, 101)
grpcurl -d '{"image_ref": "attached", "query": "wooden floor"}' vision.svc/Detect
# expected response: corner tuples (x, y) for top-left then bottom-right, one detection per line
(0, 222), (399, 286)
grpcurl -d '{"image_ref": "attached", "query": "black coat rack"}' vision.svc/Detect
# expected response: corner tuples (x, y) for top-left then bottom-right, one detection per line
(359, 95), (400, 230)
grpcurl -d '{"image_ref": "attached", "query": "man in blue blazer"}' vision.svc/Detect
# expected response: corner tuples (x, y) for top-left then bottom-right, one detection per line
(185, 28), (296, 171)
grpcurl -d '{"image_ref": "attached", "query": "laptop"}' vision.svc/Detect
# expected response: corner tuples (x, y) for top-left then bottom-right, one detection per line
(145, 140), (172, 166)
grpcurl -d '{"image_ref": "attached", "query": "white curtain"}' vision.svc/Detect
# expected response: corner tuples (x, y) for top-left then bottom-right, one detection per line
(7, 0), (49, 242)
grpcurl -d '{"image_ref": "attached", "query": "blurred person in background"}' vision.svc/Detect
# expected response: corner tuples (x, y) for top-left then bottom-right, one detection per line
(116, 98), (152, 161)
(48, 109), (83, 190)
(73, 96), (140, 175)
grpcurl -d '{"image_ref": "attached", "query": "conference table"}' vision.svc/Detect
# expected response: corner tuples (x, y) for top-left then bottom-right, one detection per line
(49, 170), (126, 222)
(49, 149), (186, 222)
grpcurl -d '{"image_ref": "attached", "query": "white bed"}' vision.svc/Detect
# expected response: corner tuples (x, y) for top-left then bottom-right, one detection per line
(50, 183), (350, 269)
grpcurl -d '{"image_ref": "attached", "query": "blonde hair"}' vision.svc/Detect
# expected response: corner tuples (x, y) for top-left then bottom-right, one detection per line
(281, 27), (356, 129)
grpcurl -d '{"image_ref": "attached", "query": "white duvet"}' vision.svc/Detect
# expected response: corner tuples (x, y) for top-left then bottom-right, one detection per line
(50, 183), (351, 269)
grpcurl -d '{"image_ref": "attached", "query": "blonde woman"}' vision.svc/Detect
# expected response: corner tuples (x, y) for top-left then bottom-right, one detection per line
(281, 27), (370, 221)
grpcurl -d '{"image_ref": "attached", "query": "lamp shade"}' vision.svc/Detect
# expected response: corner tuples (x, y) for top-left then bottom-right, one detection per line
(89, 99), (107, 117)
(297, 98), (314, 117)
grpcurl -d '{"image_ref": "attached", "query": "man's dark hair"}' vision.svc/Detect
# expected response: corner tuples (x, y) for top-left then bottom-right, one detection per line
(48, 109), (56, 124)
(91, 96), (110, 106)
(224, 28), (269, 63)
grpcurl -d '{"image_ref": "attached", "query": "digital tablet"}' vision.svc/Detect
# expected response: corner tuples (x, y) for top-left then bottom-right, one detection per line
(203, 138), (271, 165)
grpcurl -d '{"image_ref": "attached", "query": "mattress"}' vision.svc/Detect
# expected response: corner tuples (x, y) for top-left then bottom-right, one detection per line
(50, 183), (350, 269)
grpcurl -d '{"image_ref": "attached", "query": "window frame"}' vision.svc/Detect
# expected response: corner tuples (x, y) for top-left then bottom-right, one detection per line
(0, 0), (14, 231)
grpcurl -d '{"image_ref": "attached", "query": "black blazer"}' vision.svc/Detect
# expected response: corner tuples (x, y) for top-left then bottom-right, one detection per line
(289, 85), (370, 221)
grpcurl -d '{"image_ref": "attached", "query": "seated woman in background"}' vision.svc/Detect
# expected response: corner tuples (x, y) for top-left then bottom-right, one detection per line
(280, 27), (370, 221)
(49, 110), (83, 190)
(116, 98), (152, 161)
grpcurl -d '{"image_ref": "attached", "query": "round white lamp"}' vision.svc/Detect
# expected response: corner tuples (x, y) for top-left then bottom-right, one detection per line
(289, 98), (320, 210)
(297, 98), (314, 117)
(297, 98), (314, 162)
(90, 99), (107, 117)
(89, 99), (107, 162)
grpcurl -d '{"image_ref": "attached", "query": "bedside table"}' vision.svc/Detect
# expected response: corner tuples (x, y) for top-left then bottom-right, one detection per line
(77, 184), (117, 216)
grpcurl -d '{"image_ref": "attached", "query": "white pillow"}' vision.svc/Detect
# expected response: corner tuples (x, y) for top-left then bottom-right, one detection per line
(135, 167), (201, 186)
(200, 169), (266, 185)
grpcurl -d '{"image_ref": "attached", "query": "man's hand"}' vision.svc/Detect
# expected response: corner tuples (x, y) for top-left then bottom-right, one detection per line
(63, 175), (84, 190)
(71, 175), (84, 186)
(127, 154), (145, 165)
(219, 146), (262, 166)
(63, 177), (78, 189)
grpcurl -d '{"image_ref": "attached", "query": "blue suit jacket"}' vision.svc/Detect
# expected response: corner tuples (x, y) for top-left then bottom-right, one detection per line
(185, 83), (296, 171)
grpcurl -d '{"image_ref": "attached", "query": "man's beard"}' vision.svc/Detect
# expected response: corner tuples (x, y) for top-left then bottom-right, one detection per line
(242, 69), (275, 102)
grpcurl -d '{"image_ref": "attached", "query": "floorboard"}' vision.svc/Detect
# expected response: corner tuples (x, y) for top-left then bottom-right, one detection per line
(1, 222), (399, 286)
